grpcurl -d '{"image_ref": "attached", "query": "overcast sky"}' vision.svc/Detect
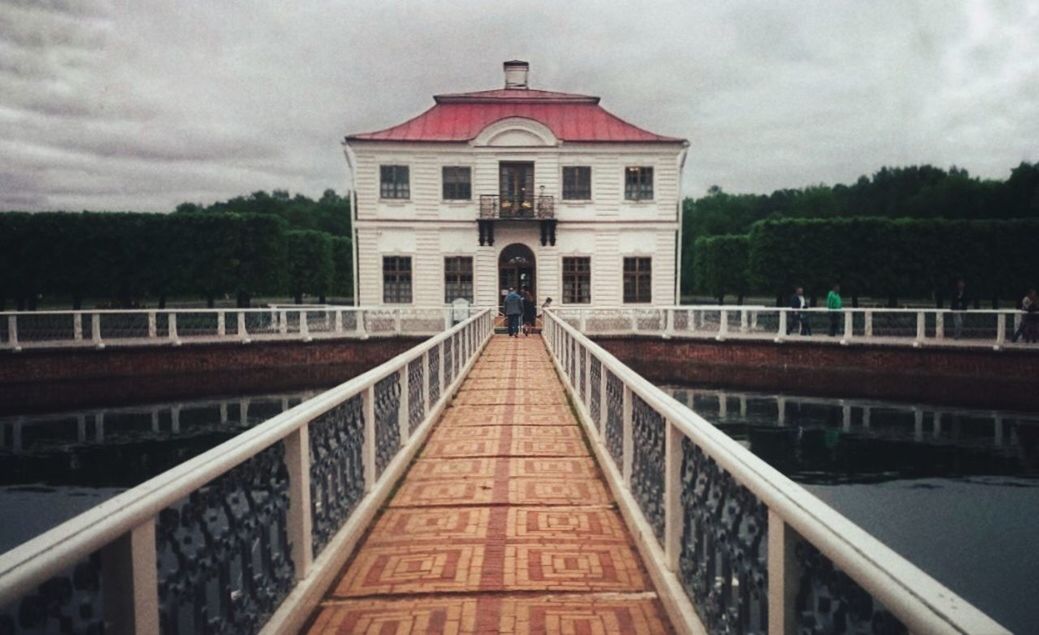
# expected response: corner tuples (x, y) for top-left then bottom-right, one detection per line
(1, 0), (1037, 212)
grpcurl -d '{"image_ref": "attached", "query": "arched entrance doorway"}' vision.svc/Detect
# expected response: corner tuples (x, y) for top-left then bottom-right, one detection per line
(498, 243), (535, 312)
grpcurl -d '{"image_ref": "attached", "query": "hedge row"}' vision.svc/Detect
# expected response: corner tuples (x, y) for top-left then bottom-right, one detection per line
(0, 212), (352, 309)
(692, 218), (1039, 306)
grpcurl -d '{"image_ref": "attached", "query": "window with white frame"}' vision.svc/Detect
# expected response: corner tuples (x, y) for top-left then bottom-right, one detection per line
(624, 166), (653, 201)
(380, 165), (410, 199)
(562, 166), (591, 200)
(623, 257), (652, 303)
(442, 166), (471, 200)
(444, 256), (473, 302)
(383, 256), (412, 303)
(562, 257), (591, 304)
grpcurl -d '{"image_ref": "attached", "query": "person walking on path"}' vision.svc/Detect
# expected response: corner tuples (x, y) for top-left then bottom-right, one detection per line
(521, 287), (537, 336)
(1012, 288), (1038, 343)
(789, 286), (811, 335)
(950, 278), (971, 339)
(504, 288), (523, 337)
(826, 283), (843, 337)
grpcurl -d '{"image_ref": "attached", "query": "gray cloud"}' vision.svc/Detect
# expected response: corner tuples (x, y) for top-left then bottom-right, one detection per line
(0, 0), (1036, 211)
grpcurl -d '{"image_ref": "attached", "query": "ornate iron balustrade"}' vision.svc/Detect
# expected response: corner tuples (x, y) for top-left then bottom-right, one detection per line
(548, 305), (1038, 351)
(0, 305), (488, 352)
(542, 309), (1009, 635)
(478, 194), (555, 220)
(0, 309), (494, 634)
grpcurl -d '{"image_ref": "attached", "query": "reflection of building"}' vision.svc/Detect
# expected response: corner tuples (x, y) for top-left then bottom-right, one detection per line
(343, 61), (688, 308)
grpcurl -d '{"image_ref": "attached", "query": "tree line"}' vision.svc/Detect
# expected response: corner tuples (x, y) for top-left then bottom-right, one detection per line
(681, 163), (1039, 303)
(692, 218), (1039, 308)
(0, 190), (352, 310)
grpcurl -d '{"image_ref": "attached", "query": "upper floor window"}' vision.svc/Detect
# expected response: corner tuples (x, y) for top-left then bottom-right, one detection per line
(442, 166), (471, 200)
(444, 256), (473, 303)
(623, 257), (652, 303)
(562, 166), (591, 200)
(383, 256), (412, 303)
(380, 165), (410, 199)
(624, 166), (653, 201)
(562, 257), (591, 304)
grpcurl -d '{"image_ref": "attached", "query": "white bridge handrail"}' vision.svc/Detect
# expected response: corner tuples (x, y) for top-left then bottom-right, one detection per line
(0, 305), (484, 351)
(0, 308), (494, 633)
(550, 305), (1036, 351)
(543, 309), (1009, 634)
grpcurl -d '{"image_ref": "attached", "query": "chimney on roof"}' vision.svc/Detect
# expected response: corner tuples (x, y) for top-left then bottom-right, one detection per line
(503, 60), (529, 89)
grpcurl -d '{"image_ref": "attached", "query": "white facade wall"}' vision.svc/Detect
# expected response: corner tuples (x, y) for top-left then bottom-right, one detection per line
(346, 124), (686, 308)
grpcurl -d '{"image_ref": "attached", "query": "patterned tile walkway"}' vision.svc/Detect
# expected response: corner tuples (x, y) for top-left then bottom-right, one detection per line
(306, 335), (674, 634)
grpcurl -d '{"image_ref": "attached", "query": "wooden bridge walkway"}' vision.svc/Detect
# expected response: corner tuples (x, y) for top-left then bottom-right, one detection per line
(305, 335), (674, 634)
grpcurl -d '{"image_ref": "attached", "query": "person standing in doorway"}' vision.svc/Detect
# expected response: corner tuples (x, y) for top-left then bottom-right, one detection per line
(504, 287), (523, 337)
(1012, 288), (1038, 343)
(789, 286), (811, 335)
(950, 278), (971, 339)
(826, 283), (843, 337)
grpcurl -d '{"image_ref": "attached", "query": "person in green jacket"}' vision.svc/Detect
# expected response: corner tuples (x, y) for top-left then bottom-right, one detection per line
(826, 283), (843, 336)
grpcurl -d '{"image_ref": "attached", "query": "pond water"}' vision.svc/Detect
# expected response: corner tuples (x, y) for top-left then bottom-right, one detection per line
(0, 389), (322, 555)
(662, 385), (1039, 634)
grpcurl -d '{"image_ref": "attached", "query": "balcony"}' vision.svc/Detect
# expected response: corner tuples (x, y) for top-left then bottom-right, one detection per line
(477, 195), (556, 247)
(479, 195), (555, 220)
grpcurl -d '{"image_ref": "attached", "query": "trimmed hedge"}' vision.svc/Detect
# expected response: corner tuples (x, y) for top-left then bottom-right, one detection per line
(692, 235), (749, 302)
(0, 212), (301, 308)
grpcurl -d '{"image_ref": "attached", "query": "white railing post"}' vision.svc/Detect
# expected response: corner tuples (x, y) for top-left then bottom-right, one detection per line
(439, 340), (446, 399)
(664, 422), (683, 571)
(73, 313), (83, 342)
(357, 309), (369, 339)
(622, 385), (633, 485)
(100, 519), (159, 633)
(92, 313), (103, 348)
(279, 310), (288, 335)
(444, 308), (452, 331)
(663, 308), (674, 339)
(767, 510), (800, 635)
(739, 309), (748, 333)
(599, 355), (608, 437)
(168, 313), (179, 345)
(864, 310), (873, 338)
(334, 309), (344, 334)
(217, 311), (226, 337)
(240, 398), (250, 426)
(423, 351), (432, 415)
(284, 424), (313, 580)
(842, 310), (854, 343)
(717, 310), (728, 340)
(777, 396), (786, 426)
(579, 310), (588, 334)
(300, 311), (311, 342)
(363, 386), (376, 491)
(995, 313), (1006, 348)
(398, 366), (410, 443)
(750, 310), (759, 331)
(7, 315), (19, 351)
(584, 345), (592, 410)
(629, 310), (638, 333)
(238, 312), (249, 342)
(147, 312), (157, 339)
(914, 311), (926, 345)
(935, 311), (945, 340)
(394, 308), (403, 335)
(777, 310), (787, 340)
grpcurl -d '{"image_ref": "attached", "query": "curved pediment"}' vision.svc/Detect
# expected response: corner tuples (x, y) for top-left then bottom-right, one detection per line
(473, 117), (558, 147)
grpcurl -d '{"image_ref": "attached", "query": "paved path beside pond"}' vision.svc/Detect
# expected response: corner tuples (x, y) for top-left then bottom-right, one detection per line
(306, 334), (674, 634)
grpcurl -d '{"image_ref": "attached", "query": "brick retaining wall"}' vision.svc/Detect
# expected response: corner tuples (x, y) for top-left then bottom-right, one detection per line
(595, 337), (1039, 411)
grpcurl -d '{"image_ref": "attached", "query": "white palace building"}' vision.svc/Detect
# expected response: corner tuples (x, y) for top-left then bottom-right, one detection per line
(343, 61), (688, 310)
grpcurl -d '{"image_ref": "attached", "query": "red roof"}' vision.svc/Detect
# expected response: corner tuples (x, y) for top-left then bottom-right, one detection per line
(347, 88), (684, 144)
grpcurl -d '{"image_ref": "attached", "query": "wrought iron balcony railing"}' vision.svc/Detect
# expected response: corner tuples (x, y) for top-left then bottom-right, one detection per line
(479, 194), (555, 220)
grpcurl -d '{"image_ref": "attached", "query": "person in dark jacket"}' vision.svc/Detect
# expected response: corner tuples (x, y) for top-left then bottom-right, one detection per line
(521, 288), (537, 336)
(949, 279), (970, 339)
(503, 288), (523, 337)
(788, 286), (811, 335)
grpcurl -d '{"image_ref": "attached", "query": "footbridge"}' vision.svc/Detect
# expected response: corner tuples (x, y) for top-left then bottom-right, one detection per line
(0, 308), (1013, 633)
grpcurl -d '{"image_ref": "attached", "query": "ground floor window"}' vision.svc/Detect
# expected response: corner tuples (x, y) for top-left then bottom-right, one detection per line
(562, 257), (591, 304)
(383, 256), (412, 303)
(444, 256), (473, 303)
(623, 257), (651, 303)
